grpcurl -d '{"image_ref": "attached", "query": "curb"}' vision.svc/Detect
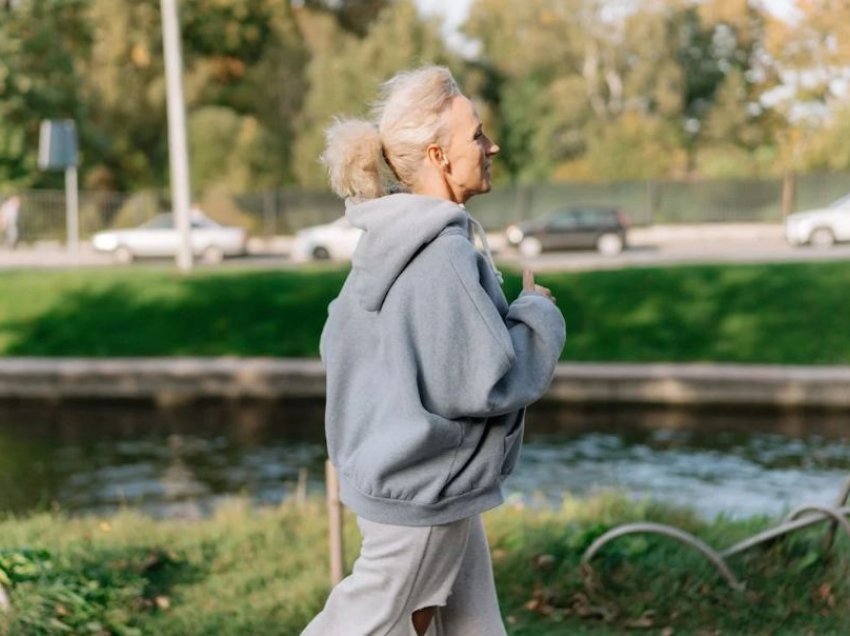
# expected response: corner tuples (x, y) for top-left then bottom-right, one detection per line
(1, 358), (849, 409)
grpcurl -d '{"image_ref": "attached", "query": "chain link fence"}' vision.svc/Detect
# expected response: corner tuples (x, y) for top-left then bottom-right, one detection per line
(5, 172), (849, 243)
(467, 172), (850, 228)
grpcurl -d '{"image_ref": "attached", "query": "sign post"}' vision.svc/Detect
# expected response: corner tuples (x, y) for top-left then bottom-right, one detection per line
(38, 119), (79, 256)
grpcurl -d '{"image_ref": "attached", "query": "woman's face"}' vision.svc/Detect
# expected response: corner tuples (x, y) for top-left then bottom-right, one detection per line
(442, 96), (500, 204)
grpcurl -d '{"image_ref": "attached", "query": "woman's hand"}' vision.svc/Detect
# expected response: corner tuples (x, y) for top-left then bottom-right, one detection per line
(523, 269), (556, 303)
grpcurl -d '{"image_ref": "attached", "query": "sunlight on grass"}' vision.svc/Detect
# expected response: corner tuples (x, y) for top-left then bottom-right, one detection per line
(1, 261), (849, 362)
(1, 494), (848, 635)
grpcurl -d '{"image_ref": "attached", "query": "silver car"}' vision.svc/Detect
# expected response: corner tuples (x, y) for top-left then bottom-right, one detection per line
(785, 194), (850, 248)
(93, 213), (247, 264)
(290, 217), (363, 262)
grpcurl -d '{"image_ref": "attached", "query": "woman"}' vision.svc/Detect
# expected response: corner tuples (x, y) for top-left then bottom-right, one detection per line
(302, 66), (566, 636)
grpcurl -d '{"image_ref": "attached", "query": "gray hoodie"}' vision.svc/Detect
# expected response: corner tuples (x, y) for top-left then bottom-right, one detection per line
(319, 193), (566, 526)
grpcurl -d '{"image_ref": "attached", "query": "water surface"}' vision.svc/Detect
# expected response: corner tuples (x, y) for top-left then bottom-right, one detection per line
(1, 400), (848, 520)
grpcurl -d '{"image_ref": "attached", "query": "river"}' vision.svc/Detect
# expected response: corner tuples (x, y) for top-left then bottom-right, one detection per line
(1, 400), (848, 520)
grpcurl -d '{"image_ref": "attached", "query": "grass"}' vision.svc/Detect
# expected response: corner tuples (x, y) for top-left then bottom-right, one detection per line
(1, 260), (850, 362)
(1, 494), (848, 635)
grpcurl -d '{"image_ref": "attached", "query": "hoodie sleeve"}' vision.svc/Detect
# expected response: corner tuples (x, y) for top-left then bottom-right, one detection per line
(389, 233), (566, 420)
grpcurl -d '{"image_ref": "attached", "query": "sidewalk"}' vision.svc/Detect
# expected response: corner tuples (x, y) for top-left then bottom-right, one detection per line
(0, 236), (295, 268)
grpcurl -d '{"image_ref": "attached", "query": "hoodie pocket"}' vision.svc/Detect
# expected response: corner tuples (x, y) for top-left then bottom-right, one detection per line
(347, 414), (464, 503)
(500, 416), (525, 477)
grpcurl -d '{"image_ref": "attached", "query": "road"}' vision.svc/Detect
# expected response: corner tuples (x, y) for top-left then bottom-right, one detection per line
(2, 224), (850, 271)
(497, 224), (850, 272)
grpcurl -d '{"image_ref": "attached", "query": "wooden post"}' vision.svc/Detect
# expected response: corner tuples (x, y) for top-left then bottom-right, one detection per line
(0, 583), (8, 636)
(295, 467), (308, 506)
(325, 460), (345, 586)
(0, 581), (9, 612)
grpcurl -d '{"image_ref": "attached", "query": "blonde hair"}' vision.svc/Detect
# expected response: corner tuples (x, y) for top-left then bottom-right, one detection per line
(321, 66), (461, 200)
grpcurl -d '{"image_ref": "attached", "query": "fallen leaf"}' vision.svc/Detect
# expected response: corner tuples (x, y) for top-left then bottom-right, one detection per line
(625, 610), (655, 629)
(571, 592), (617, 622)
(817, 582), (835, 607)
(534, 554), (556, 570)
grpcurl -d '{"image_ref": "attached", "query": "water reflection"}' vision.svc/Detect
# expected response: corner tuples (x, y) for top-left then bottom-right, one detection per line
(1, 400), (848, 520)
(518, 429), (850, 518)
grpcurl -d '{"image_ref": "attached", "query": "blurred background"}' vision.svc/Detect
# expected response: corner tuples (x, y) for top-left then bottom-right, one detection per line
(0, 0), (848, 515)
(1, 0), (848, 242)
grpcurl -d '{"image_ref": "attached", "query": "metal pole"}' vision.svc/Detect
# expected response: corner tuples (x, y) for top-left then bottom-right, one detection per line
(160, 0), (193, 272)
(65, 165), (79, 257)
(325, 460), (344, 586)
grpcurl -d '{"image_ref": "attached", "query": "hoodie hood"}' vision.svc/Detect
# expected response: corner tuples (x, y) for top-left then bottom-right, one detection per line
(346, 193), (468, 312)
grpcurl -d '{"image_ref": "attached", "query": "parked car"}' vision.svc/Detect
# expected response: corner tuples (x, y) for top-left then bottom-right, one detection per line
(505, 205), (630, 257)
(92, 212), (247, 264)
(785, 193), (850, 248)
(290, 217), (363, 262)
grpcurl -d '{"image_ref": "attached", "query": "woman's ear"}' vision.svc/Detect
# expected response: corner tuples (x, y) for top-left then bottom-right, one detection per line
(426, 144), (447, 170)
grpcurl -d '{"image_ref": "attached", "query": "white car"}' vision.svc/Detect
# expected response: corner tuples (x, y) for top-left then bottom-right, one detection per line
(93, 213), (247, 264)
(291, 217), (363, 262)
(785, 193), (850, 248)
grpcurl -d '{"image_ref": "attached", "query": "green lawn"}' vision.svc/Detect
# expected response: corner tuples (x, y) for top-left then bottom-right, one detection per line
(1, 260), (849, 363)
(1, 495), (847, 635)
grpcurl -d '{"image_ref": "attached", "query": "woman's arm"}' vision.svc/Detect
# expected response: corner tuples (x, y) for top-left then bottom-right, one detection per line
(389, 233), (566, 419)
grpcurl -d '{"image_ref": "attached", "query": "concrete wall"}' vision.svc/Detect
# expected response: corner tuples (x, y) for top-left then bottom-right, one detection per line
(1, 358), (849, 410)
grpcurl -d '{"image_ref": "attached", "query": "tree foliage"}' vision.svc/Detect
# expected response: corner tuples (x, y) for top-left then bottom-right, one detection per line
(0, 0), (848, 193)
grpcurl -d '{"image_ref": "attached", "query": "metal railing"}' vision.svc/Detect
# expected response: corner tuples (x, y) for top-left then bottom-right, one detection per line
(582, 474), (850, 592)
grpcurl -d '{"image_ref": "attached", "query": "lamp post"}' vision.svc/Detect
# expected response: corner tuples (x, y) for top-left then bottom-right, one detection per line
(160, 0), (193, 272)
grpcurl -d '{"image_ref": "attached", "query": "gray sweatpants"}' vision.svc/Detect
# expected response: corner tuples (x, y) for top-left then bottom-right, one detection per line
(301, 514), (508, 636)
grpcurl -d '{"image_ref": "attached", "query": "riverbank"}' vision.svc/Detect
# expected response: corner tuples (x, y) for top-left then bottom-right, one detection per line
(3, 357), (850, 411)
(0, 495), (847, 635)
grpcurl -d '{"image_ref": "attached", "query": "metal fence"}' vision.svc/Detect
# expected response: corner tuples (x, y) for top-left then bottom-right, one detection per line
(467, 172), (850, 228)
(5, 172), (849, 243)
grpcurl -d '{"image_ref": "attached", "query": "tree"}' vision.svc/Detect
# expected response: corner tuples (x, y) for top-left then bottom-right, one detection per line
(764, 0), (850, 172)
(292, 0), (450, 188)
(0, 0), (91, 188)
(465, 0), (589, 181)
(584, 112), (686, 180)
(81, 0), (308, 191)
(466, 0), (689, 181)
(302, 0), (390, 37)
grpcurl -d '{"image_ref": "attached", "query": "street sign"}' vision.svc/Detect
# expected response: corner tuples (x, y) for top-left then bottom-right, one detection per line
(38, 120), (79, 170)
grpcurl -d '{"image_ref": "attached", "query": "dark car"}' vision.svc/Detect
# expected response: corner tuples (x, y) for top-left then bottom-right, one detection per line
(504, 205), (629, 257)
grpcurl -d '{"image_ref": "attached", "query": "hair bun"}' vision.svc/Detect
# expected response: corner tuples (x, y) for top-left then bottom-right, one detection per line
(321, 118), (386, 200)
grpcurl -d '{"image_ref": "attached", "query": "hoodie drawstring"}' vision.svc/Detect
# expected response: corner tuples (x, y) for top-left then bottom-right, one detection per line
(468, 215), (504, 285)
